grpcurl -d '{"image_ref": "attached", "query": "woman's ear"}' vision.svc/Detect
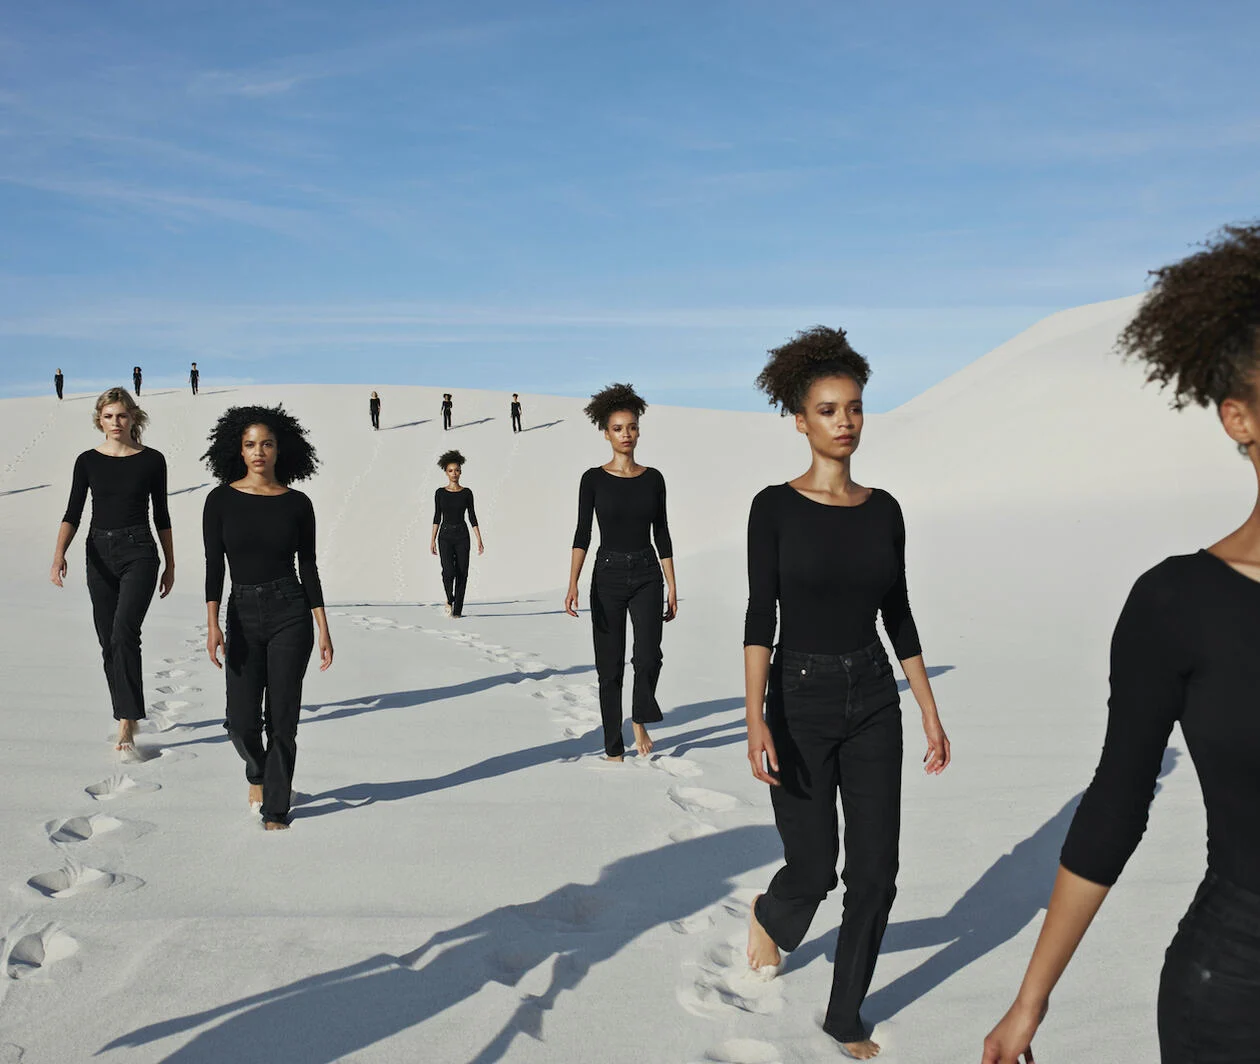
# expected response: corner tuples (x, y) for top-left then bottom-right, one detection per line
(1220, 396), (1259, 452)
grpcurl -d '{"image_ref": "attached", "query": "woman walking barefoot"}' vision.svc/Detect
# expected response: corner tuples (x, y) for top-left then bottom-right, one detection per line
(51, 388), (174, 752)
(742, 329), (950, 1059)
(429, 449), (483, 618)
(369, 391), (381, 431)
(984, 225), (1260, 1064)
(565, 383), (677, 761)
(441, 393), (453, 431)
(201, 405), (333, 830)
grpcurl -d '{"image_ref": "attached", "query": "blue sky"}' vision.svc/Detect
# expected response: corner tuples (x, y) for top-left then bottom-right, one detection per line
(1, 1), (1257, 410)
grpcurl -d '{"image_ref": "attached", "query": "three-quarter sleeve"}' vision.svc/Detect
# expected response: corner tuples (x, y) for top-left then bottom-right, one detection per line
(1059, 567), (1188, 886)
(62, 452), (89, 527)
(150, 451), (172, 532)
(202, 488), (226, 603)
(879, 497), (922, 660)
(465, 489), (479, 528)
(433, 488), (443, 527)
(572, 469), (596, 551)
(296, 494), (325, 608)
(743, 489), (779, 648)
(652, 470), (673, 559)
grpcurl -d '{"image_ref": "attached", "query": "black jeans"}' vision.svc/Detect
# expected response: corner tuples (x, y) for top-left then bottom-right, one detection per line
(442, 410), (452, 430)
(133, 376), (141, 395)
(370, 408), (380, 429)
(55, 379), (63, 399)
(438, 526), (471, 615)
(225, 576), (314, 825)
(755, 641), (902, 1044)
(85, 525), (159, 721)
(590, 547), (665, 758)
(1159, 871), (1260, 1062)
(511, 412), (522, 432)
(191, 377), (199, 395)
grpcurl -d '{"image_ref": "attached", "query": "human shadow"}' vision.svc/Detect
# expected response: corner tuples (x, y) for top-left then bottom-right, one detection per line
(450, 417), (495, 429)
(462, 609), (569, 619)
(100, 824), (778, 1064)
(518, 419), (564, 432)
(0, 483), (50, 498)
(382, 419), (431, 431)
(787, 747), (1182, 1028)
(169, 482), (211, 496)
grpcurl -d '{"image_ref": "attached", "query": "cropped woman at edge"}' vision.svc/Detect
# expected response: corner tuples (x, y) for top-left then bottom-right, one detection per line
(565, 383), (678, 761)
(51, 387), (175, 752)
(742, 328), (950, 1059)
(202, 405), (333, 830)
(430, 449), (484, 618)
(984, 226), (1260, 1063)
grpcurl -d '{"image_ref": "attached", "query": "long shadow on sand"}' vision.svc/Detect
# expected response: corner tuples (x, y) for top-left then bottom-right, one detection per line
(382, 419), (431, 431)
(0, 483), (50, 498)
(786, 747), (1181, 1030)
(100, 825), (778, 1064)
(517, 419), (564, 432)
(449, 417), (495, 429)
(169, 482), (211, 496)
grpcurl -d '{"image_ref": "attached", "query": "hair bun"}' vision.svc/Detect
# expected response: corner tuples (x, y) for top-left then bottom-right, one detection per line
(755, 326), (871, 415)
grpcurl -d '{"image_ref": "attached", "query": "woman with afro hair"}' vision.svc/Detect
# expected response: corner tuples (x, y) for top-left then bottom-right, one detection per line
(566, 383), (677, 761)
(201, 405), (334, 830)
(985, 226), (1260, 1063)
(742, 327), (950, 1058)
(430, 449), (483, 618)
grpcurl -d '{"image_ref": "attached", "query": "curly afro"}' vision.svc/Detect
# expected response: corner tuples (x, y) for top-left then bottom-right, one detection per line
(437, 449), (466, 469)
(755, 326), (871, 415)
(584, 383), (647, 430)
(201, 404), (319, 485)
(1118, 223), (1260, 411)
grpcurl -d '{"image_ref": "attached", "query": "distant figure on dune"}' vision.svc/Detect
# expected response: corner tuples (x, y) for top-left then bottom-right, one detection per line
(510, 393), (522, 432)
(50, 387), (175, 754)
(441, 393), (453, 431)
(190, 362), (199, 396)
(369, 391), (381, 431)
(201, 404), (334, 831)
(742, 327), (951, 1060)
(565, 383), (677, 762)
(132, 365), (142, 396)
(54, 367), (64, 399)
(984, 224), (1260, 1064)
(430, 449), (483, 618)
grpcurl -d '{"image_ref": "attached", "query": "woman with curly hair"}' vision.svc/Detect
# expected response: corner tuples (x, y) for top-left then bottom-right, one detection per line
(50, 387), (174, 752)
(742, 327), (950, 1059)
(565, 383), (677, 761)
(201, 405), (334, 830)
(441, 393), (453, 431)
(430, 449), (483, 618)
(985, 225), (1260, 1063)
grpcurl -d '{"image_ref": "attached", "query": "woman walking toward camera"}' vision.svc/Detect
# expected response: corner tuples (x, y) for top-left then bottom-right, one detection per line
(50, 387), (175, 752)
(370, 391), (381, 431)
(202, 405), (333, 830)
(742, 328), (950, 1059)
(984, 226), (1260, 1063)
(441, 393), (453, 431)
(565, 383), (677, 761)
(430, 449), (483, 618)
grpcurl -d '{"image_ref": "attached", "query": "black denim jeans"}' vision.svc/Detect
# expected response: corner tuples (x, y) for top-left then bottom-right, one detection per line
(85, 525), (159, 721)
(1158, 871), (1260, 1062)
(754, 641), (902, 1044)
(438, 525), (471, 615)
(590, 546), (665, 758)
(225, 576), (314, 825)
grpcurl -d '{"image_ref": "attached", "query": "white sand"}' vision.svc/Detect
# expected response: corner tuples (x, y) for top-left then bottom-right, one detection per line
(0, 295), (1241, 1062)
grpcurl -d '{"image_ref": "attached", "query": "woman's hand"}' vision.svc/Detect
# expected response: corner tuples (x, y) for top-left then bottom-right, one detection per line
(564, 585), (580, 617)
(159, 565), (175, 599)
(477, 538), (485, 556)
(318, 631), (334, 671)
(747, 718), (780, 786)
(664, 586), (678, 622)
(207, 624), (225, 669)
(982, 998), (1045, 1063)
(50, 555), (67, 588)
(923, 712), (951, 774)
(430, 540), (438, 556)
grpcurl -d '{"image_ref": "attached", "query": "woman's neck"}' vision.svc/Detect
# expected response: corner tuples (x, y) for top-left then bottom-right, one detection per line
(98, 439), (140, 457)
(798, 452), (856, 496)
(605, 451), (640, 475)
(235, 472), (283, 493)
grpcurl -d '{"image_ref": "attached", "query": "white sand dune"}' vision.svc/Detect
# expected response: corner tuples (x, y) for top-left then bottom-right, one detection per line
(0, 296), (1240, 1061)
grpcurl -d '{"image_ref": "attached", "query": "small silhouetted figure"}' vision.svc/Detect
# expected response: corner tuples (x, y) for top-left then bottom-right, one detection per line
(190, 362), (199, 395)
(55, 368), (64, 400)
(132, 366), (142, 395)
(370, 391), (381, 430)
(511, 394), (522, 432)
(441, 393), (453, 431)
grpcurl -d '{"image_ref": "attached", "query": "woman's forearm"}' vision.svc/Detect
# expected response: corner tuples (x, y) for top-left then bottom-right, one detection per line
(661, 556), (677, 592)
(1015, 865), (1110, 1008)
(568, 547), (586, 588)
(157, 527), (175, 567)
(207, 601), (222, 628)
(744, 644), (771, 723)
(900, 653), (939, 717)
(52, 521), (76, 561)
(312, 605), (330, 634)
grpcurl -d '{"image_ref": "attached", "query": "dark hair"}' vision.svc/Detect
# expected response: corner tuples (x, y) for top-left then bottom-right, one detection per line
(437, 449), (465, 469)
(754, 326), (871, 415)
(584, 383), (647, 429)
(1118, 223), (1260, 412)
(201, 404), (319, 485)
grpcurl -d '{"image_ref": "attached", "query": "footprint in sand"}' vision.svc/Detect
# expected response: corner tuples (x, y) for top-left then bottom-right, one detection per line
(718, 888), (762, 919)
(5, 925), (79, 979)
(639, 754), (704, 779)
(679, 938), (784, 1018)
(26, 864), (144, 899)
(669, 909), (715, 935)
(668, 786), (740, 815)
(0, 1046), (23, 1063)
(154, 668), (190, 680)
(85, 774), (161, 801)
(695, 1038), (783, 1064)
(154, 684), (200, 695)
(45, 814), (125, 843)
(669, 821), (719, 844)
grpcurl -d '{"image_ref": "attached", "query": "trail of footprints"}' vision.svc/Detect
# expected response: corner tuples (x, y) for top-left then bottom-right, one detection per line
(1, 636), (208, 990)
(331, 605), (782, 1062)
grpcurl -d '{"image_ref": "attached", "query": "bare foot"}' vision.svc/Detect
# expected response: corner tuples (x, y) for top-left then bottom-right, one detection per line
(746, 894), (781, 970)
(632, 723), (654, 757)
(115, 719), (136, 750)
(248, 784), (263, 810)
(444, 603), (452, 616)
(602, 754), (624, 763)
(838, 1039), (881, 1060)
(264, 820), (289, 831)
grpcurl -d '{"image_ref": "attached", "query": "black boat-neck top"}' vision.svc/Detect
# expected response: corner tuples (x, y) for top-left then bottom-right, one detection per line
(63, 448), (171, 532)
(572, 466), (673, 558)
(433, 487), (478, 530)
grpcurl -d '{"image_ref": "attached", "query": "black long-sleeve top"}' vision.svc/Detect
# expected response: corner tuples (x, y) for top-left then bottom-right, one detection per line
(433, 487), (478, 529)
(572, 466), (673, 558)
(744, 484), (921, 658)
(1060, 552), (1260, 891)
(369, 396), (380, 415)
(202, 485), (324, 607)
(62, 448), (171, 532)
